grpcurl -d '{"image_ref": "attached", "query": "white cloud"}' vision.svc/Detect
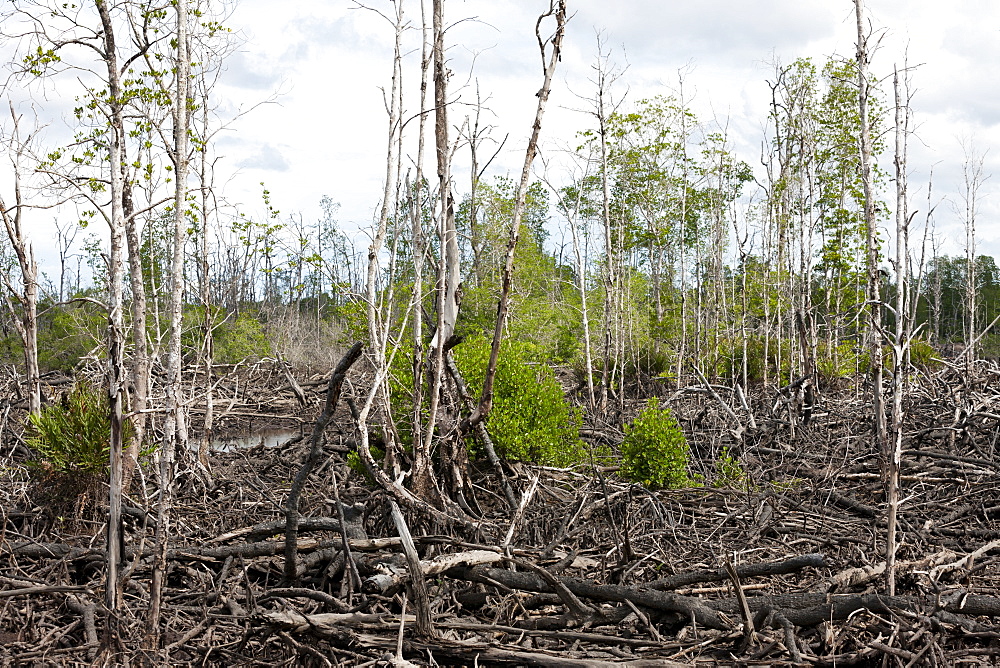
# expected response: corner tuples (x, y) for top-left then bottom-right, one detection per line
(236, 143), (291, 172)
(13, 0), (1000, 261)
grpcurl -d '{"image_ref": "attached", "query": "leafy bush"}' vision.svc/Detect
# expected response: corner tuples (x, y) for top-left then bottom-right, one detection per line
(713, 446), (748, 489)
(908, 338), (940, 370)
(347, 444), (385, 483)
(457, 283), (583, 365)
(37, 303), (104, 373)
(619, 398), (690, 489)
(214, 312), (271, 364)
(26, 382), (129, 477)
(335, 297), (370, 344)
(816, 340), (864, 383)
(455, 335), (586, 467)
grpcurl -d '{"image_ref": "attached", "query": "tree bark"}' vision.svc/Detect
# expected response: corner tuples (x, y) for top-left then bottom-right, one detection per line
(94, 0), (128, 617)
(0, 108), (41, 416)
(148, 0), (191, 640)
(854, 0), (888, 490)
(469, 0), (567, 428)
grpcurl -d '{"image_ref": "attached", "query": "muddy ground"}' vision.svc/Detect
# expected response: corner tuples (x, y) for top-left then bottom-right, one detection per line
(2, 358), (1000, 666)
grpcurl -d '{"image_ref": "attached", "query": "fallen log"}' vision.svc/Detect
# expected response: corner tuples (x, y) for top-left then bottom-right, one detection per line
(707, 591), (1000, 627)
(647, 553), (826, 590)
(447, 566), (732, 630)
(212, 510), (367, 543)
(363, 550), (503, 593)
(3, 538), (342, 562)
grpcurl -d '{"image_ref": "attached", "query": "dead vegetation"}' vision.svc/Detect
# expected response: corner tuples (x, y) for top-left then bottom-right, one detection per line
(2, 359), (1000, 666)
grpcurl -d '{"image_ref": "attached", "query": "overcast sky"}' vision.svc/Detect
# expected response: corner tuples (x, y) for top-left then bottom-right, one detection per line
(12, 0), (1000, 269)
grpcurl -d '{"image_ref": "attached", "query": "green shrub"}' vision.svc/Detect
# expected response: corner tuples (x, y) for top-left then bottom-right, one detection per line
(908, 339), (940, 370)
(335, 298), (370, 344)
(347, 444), (385, 483)
(816, 340), (863, 383)
(457, 284), (584, 365)
(620, 398), (690, 489)
(214, 312), (271, 364)
(37, 303), (104, 373)
(26, 382), (130, 477)
(455, 335), (586, 467)
(713, 446), (748, 489)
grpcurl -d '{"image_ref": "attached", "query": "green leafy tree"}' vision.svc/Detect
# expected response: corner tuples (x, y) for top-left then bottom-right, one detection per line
(456, 177), (581, 361)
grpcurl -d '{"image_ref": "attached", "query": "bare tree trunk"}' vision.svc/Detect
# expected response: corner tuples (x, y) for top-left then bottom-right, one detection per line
(551, 171), (596, 407)
(595, 43), (617, 411)
(413, 0), (455, 500)
(94, 0), (128, 617)
(0, 107), (41, 416)
(196, 84), (215, 471)
(363, 0), (403, 486)
(54, 221), (78, 303)
(408, 0), (431, 496)
(676, 74), (691, 389)
(466, 0), (567, 427)
(148, 0), (190, 641)
(854, 0), (889, 577)
(123, 187), (148, 489)
(430, 0), (460, 348)
(960, 140), (988, 367)
(886, 64), (913, 596)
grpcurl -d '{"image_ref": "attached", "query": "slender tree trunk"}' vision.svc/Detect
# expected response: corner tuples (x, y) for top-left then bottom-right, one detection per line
(567, 185), (596, 407)
(855, 0), (889, 561)
(364, 0), (402, 481)
(886, 65), (912, 595)
(123, 188), (148, 488)
(414, 0), (454, 499)
(410, 0), (431, 494)
(960, 141), (987, 367)
(197, 86), (215, 471)
(468, 0), (567, 426)
(0, 198), (40, 415)
(149, 0), (190, 641)
(94, 0), (128, 618)
(596, 55), (616, 410)
(0, 109), (41, 416)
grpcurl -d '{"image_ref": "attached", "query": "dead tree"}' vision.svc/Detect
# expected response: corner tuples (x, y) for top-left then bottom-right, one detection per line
(886, 63), (915, 596)
(468, 0), (568, 430)
(0, 107), (41, 416)
(959, 139), (988, 368)
(854, 0), (888, 480)
(148, 0), (191, 641)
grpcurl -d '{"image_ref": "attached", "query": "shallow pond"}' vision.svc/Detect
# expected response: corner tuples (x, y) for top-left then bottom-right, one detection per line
(210, 428), (300, 452)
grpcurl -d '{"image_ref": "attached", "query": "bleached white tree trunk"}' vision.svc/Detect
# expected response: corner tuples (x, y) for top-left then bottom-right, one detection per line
(886, 64), (914, 597)
(960, 140), (988, 368)
(149, 0), (191, 639)
(854, 0), (887, 463)
(0, 108), (41, 416)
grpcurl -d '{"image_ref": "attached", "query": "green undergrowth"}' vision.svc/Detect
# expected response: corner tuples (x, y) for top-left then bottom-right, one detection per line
(25, 382), (134, 519)
(454, 335), (587, 467)
(619, 398), (691, 489)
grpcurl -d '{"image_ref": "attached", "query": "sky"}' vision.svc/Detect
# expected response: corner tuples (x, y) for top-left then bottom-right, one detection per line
(9, 0), (1000, 271)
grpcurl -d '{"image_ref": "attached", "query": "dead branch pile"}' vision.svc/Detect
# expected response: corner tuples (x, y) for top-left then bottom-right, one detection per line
(2, 361), (1000, 666)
